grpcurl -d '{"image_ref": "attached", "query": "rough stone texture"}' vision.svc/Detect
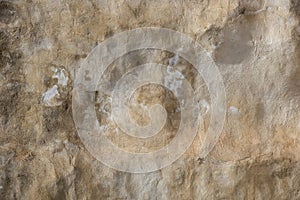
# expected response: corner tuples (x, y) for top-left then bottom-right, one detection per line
(0, 0), (300, 199)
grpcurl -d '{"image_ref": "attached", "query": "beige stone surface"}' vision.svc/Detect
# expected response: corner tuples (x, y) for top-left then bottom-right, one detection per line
(1, 0), (300, 199)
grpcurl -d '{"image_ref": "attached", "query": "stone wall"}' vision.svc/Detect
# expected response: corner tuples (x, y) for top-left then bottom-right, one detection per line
(0, 0), (300, 199)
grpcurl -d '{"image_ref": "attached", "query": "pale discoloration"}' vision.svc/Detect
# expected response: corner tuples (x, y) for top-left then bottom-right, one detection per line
(52, 68), (69, 87)
(228, 106), (240, 115)
(41, 85), (61, 107)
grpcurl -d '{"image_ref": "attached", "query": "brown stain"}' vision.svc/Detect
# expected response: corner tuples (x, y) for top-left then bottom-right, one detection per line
(0, 4), (29, 145)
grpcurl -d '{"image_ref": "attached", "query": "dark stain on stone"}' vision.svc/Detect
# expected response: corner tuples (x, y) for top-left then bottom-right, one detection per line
(0, 1), (17, 24)
(290, 0), (300, 17)
(214, 17), (254, 65)
(287, 0), (300, 99)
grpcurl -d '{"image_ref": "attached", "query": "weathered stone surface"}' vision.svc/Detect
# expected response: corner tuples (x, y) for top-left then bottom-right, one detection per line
(0, 0), (300, 199)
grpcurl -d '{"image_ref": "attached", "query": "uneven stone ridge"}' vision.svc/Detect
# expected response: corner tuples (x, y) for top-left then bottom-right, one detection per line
(0, 0), (300, 199)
